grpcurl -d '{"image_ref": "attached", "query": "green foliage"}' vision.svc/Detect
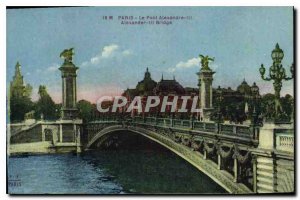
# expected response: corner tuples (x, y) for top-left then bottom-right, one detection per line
(34, 85), (59, 120)
(9, 94), (34, 123)
(9, 81), (34, 123)
(281, 94), (294, 118)
(260, 93), (294, 121)
(77, 100), (94, 122)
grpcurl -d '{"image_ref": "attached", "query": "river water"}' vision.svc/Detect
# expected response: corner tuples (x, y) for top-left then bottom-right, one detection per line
(8, 132), (226, 194)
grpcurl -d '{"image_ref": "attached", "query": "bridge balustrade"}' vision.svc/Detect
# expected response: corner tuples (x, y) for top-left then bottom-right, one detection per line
(193, 121), (205, 131)
(236, 125), (252, 137)
(173, 119), (181, 127)
(145, 117), (156, 124)
(220, 124), (236, 135)
(182, 120), (191, 127)
(203, 122), (216, 132)
(133, 116), (144, 123)
(156, 118), (171, 126)
(95, 116), (254, 140)
(275, 129), (294, 152)
(220, 124), (252, 138)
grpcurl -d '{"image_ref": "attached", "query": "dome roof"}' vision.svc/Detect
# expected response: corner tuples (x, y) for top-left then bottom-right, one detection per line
(154, 79), (186, 95)
(237, 79), (251, 94)
(136, 68), (157, 95)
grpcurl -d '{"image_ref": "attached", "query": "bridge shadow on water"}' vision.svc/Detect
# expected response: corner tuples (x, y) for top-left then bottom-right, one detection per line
(83, 130), (227, 194)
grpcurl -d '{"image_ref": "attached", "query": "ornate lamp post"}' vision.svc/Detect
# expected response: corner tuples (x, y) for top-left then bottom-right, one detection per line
(259, 43), (294, 120)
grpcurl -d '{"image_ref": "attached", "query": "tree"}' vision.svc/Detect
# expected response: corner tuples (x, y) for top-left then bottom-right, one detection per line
(34, 85), (58, 120)
(77, 100), (94, 123)
(9, 62), (34, 122)
(9, 94), (33, 122)
(9, 84), (34, 123)
(280, 94), (294, 121)
(260, 93), (294, 121)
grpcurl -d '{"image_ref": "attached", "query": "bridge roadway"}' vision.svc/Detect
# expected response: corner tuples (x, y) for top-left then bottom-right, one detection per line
(86, 116), (259, 194)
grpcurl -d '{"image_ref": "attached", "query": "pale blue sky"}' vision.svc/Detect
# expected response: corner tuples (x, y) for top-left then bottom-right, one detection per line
(7, 7), (294, 103)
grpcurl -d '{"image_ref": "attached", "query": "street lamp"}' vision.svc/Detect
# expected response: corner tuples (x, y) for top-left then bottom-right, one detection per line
(259, 43), (293, 120)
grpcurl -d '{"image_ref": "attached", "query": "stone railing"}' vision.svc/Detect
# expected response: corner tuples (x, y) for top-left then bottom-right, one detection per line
(130, 116), (254, 140)
(220, 124), (253, 138)
(88, 116), (255, 140)
(275, 129), (294, 153)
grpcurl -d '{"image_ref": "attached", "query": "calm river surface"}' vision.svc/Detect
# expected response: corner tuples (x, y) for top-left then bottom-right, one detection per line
(8, 133), (226, 194)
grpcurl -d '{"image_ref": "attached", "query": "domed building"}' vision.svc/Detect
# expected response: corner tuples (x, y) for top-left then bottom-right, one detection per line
(123, 68), (188, 98)
(153, 75), (186, 96)
(136, 68), (157, 96)
(237, 79), (252, 98)
(123, 68), (157, 99)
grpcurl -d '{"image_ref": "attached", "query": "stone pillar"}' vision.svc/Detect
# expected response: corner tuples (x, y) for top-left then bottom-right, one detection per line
(73, 124), (76, 143)
(76, 127), (81, 153)
(252, 155), (257, 193)
(73, 78), (76, 108)
(41, 125), (45, 142)
(217, 154), (222, 170)
(197, 67), (215, 122)
(203, 150), (207, 160)
(59, 51), (79, 120)
(190, 119), (193, 129)
(233, 158), (239, 183)
(63, 78), (66, 107)
(59, 124), (63, 142)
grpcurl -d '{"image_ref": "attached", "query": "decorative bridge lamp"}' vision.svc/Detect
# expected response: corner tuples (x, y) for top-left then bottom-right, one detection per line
(259, 43), (294, 122)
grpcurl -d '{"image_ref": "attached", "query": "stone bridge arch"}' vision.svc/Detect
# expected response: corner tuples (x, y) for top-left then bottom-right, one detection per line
(86, 124), (252, 194)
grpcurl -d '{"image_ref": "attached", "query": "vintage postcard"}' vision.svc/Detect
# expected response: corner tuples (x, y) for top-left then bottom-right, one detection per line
(6, 7), (294, 194)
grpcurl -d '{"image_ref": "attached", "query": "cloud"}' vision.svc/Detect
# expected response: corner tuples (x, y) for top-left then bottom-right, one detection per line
(122, 49), (132, 56)
(168, 57), (200, 72)
(168, 57), (219, 73)
(81, 44), (133, 67)
(46, 64), (60, 72)
(101, 44), (119, 58)
(176, 57), (200, 69)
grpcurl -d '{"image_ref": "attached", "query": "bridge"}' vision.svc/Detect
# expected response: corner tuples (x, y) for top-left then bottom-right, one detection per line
(85, 116), (294, 194)
(8, 48), (294, 194)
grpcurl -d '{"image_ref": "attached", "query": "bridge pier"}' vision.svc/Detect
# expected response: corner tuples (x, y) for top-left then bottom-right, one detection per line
(251, 122), (294, 193)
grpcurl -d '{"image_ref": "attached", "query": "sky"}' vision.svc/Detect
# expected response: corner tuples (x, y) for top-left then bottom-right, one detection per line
(7, 7), (294, 103)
